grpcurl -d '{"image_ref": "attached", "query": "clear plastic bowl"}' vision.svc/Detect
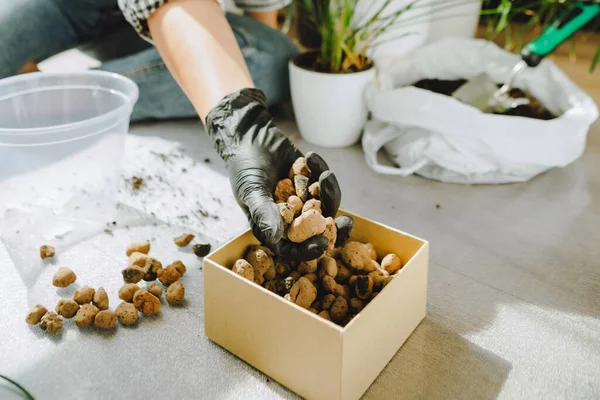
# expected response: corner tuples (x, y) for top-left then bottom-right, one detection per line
(0, 71), (138, 259)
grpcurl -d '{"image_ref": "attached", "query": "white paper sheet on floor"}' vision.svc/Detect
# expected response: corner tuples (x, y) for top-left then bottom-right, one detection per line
(362, 38), (599, 184)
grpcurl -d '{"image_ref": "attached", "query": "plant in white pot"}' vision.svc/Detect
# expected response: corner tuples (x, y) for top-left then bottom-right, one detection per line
(290, 0), (424, 148)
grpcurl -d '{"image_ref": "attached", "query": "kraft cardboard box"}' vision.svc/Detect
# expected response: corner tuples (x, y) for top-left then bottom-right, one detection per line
(204, 209), (429, 400)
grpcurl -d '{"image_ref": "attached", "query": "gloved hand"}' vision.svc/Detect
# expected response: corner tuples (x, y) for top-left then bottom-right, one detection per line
(206, 88), (341, 261)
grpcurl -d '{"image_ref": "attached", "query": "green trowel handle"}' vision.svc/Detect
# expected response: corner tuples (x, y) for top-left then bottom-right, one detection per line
(521, 1), (600, 67)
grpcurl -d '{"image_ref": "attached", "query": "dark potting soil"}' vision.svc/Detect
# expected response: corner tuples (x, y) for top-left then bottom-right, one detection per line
(413, 79), (556, 120)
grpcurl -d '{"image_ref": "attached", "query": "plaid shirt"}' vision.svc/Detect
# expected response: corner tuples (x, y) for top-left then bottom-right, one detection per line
(118, 0), (290, 41)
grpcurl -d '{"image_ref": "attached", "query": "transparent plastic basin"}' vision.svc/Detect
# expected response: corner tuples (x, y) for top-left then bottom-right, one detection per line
(0, 71), (138, 260)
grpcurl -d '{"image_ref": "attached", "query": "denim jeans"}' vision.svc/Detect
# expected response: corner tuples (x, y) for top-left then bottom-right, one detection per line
(0, 0), (299, 121)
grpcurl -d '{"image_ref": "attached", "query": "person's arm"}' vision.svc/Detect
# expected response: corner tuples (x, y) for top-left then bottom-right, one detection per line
(148, 0), (252, 121)
(118, 0), (341, 261)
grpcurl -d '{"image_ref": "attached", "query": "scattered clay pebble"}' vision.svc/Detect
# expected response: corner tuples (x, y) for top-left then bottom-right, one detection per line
(166, 281), (185, 305)
(26, 304), (48, 325)
(115, 302), (138, 325)
(147, 282), (163, 298)
(128, 252), (150, 268)
(40, 245), (55, 260)
(119, 283), (140, 302)
(52, 267), (76, 287)
(308, 308), (318, 314)
(122, 266), (145, 284)
(143, 258), (163, 281)
(126, 241), (150, 257)
(192, 243), (211, 258)
(174, 233), (194, 247)
(170, 260), (186, 276)
(40, 312), (63, 334)
(73, 285), (95, 304)
(381, 253), (402, 274)
(232, 259), (254, 281)
(92, 287), (109, 310)
(133, 290), (161, 316)
(75, 304), (100, 327)
(55, 298), (80, 318)
(94, 310), (117, 329)
(131, 176), (143, 189)
(157, 265), (181, 287)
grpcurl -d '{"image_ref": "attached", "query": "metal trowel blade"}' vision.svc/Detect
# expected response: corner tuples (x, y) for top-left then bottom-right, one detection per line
(451, 72), (500, 111)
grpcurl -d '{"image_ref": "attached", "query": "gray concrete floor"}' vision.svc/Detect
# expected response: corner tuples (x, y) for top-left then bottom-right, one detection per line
(2, 115), (600, 399)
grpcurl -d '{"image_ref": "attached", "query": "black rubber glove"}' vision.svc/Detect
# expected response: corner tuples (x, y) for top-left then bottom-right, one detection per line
(206, 88), (341, 261)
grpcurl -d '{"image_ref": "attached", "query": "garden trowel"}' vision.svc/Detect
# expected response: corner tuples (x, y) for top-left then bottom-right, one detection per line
(452, 1), (600, 113)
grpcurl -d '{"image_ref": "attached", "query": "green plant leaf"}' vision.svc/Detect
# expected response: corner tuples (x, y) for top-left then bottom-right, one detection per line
(591, 43), (600, 73)
(495, 0), (513, 33)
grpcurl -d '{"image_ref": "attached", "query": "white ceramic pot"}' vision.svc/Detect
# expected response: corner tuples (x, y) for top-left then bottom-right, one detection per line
(289, 57), (376, 148)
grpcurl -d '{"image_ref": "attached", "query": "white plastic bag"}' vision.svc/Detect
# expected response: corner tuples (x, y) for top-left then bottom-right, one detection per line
(362, 38), (599, 184)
